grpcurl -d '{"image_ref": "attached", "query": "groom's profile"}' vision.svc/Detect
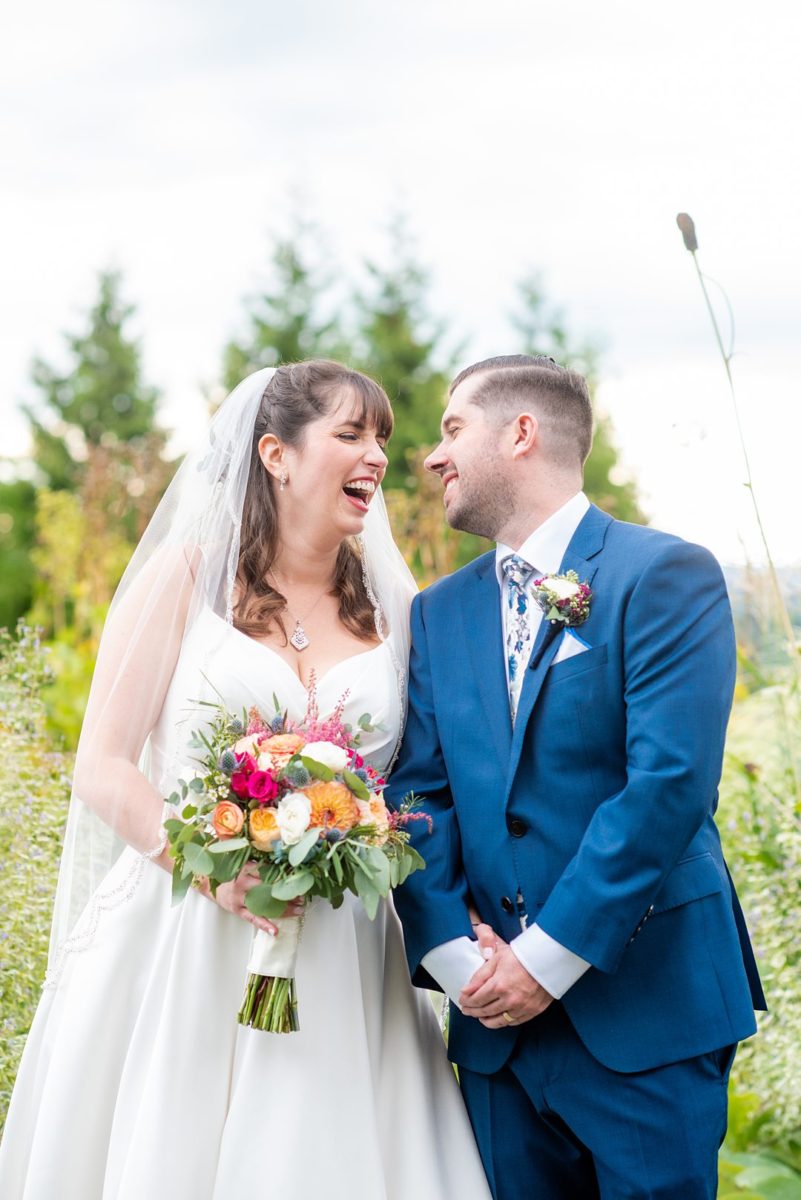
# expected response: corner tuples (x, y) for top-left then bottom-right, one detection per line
(388, 355), (765, 1199)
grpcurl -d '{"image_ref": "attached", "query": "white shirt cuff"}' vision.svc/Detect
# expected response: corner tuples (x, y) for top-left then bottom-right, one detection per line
(421, 937), (486, 1007)
(510, 924), (591, 999)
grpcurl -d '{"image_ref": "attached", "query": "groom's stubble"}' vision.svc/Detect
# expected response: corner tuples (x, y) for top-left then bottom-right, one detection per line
(443, 441), (517, 542)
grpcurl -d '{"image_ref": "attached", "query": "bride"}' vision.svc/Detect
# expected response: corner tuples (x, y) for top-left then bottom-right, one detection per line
(0, 361), (491, 1200)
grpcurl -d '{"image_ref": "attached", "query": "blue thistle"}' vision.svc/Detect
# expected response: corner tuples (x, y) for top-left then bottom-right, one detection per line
(270, 715), (285, 733)
(285, 763), (311, 788)
(218, 749), (237, 774)
(230, 717), (245, 734)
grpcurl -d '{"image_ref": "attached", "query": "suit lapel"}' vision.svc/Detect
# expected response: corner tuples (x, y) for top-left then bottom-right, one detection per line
(505, 505), (612, 794)
(462, 557), (513, 765)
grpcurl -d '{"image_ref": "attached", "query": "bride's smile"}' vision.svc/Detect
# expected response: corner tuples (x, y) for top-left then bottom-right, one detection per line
(261, 395), (388, 545)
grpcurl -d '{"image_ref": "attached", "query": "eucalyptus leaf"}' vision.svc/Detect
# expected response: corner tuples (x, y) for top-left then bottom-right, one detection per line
(171, 867), (192, 906)
(271, 871), (315, 900)
(245, 882), (285, 919)
(342, 770), (370, 801)
(181, 804), (197, 819)
(207, 837), (249, 854)
(188, 777), (206, 793)
(288, 828), (321, 867)
(210, 846), (249, 884)
(363, 847), (391, 894)
(182, 841), (215, 876)
(300, 756), (335, 782)
(354, 877), (380, 920)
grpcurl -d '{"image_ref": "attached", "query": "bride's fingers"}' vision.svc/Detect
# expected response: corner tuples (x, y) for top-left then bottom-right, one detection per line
(243, 909), (278, 935)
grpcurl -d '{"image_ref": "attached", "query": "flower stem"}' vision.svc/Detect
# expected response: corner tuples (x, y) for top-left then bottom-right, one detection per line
(682, 234), (800, 683)
(237, 973), (299, 1033)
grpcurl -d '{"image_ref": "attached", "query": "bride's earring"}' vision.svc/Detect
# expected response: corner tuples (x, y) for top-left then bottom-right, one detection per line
(279, 468), (288, 492)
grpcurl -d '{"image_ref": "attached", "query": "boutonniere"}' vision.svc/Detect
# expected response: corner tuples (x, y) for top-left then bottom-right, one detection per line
(531, 570), (592, 627)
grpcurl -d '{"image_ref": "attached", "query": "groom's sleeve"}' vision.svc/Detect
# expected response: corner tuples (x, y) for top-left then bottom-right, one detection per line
(387, 592), (475, 989)
(534, 540), (737, 974)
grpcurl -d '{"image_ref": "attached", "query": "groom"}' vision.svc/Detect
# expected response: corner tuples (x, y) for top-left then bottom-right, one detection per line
(387, 355), (765, 1199)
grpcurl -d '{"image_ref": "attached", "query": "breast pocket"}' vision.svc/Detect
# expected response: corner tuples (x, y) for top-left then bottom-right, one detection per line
(546, 642), (608, 683)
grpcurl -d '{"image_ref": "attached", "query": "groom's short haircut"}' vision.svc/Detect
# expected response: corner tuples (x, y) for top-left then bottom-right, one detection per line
(450, 355), (593, 468)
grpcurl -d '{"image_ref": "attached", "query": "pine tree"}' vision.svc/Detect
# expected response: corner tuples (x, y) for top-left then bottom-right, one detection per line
(353, 219), (454, 491)
(221, 220), (344, 393)
(511, 273), (646, 524)
(25, 270), (161, 491)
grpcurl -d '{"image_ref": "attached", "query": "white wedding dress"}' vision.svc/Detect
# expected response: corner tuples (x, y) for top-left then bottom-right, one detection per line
(0, 607), (490, 1200)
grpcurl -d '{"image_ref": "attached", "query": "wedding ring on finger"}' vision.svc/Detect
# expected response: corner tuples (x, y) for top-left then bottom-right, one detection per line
(502, 1010), (515, 1025)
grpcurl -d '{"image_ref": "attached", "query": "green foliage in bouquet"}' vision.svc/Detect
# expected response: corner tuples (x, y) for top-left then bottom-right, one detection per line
(164, 698), (426, 920)
(163, 692), (428, 1033)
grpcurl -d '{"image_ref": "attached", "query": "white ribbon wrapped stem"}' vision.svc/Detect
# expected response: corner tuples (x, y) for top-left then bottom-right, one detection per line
(247, 915), (303, 978)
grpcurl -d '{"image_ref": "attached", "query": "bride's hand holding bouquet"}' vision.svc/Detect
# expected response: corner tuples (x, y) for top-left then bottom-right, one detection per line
(165, 682), (428, 1033)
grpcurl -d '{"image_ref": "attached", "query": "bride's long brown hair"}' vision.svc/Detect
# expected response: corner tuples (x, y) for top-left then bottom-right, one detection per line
(234, 360), (394, 643)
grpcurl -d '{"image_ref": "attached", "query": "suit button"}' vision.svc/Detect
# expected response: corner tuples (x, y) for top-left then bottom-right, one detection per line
(500, 896), (514, 914)
(508, 818), (527, 838)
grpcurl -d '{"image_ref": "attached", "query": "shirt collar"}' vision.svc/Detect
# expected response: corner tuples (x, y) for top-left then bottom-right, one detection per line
(495, 491), (590, 586)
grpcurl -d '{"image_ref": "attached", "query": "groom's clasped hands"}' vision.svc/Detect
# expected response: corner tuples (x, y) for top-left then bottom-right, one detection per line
(459, 922), (555, 1029)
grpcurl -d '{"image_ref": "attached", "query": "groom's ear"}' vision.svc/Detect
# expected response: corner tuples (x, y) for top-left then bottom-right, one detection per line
(510, 412), (539, 460)
(257, 432), (285, 481)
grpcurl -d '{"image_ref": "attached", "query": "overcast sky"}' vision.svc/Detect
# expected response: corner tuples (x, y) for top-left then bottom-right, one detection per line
(2, 0), (799, 565)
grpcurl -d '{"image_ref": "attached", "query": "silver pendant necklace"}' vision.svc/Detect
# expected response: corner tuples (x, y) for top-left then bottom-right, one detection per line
(269, 573), (330, 652)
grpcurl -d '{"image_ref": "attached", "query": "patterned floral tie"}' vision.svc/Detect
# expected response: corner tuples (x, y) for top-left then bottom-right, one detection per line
(503, 554), (536, 723)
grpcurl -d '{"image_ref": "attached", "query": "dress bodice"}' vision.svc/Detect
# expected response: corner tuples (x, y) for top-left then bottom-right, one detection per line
(147, 606), (402, 794)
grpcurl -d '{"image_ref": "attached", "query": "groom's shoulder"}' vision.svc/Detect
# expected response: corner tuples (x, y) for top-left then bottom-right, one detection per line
(601, 512), (724, 577)
(417, 550), (495, 607)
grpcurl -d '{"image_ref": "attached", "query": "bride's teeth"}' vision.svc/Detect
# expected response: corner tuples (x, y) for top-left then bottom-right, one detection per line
(344, 480), (375, 493)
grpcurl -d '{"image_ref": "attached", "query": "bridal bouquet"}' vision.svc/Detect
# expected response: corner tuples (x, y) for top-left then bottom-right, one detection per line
(164, 683), (427, 1033)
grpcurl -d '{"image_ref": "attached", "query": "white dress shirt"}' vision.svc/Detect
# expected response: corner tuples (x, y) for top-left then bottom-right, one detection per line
(421, 491), (592, 1006)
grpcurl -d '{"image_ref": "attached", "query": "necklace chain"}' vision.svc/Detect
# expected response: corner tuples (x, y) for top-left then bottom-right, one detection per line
(267, 571), (332, 652)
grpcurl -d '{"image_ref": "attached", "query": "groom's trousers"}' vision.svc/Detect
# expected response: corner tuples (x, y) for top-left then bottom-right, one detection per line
(458, 1002), (735, 1200)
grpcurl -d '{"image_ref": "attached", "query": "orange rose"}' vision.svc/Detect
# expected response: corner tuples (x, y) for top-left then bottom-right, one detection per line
(249, 806), (281, 850)
(258, 733), (306, 771)
(305, 780), (360, 832)
(211, 801), (245, 840)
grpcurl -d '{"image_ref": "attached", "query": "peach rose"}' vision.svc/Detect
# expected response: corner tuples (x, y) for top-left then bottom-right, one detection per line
(258, 733), (306, 771)
(249, 806), (281, 850)
(357, 794), (390, 845)
(234, 733), (262, 758)
(211, 801), (245, 840)
(305, 780), (360, 832)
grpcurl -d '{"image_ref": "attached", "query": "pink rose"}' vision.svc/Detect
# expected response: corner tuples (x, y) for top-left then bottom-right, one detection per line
(247, 771), (279, 802)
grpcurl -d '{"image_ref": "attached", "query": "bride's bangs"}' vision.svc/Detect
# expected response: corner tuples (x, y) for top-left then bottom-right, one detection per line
(339, 373), (394, 441)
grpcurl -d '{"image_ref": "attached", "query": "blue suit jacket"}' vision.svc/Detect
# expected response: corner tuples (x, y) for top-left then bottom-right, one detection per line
(387, 505), (765, 1075)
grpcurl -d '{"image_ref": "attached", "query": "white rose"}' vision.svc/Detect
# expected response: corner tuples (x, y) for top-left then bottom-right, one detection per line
(301, 741), (349, 773)
(541, 576), (580, 601)
(275, 792), (312, 846)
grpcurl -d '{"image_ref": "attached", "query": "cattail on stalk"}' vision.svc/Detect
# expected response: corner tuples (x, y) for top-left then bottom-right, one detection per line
(676, 212), (698, 252)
